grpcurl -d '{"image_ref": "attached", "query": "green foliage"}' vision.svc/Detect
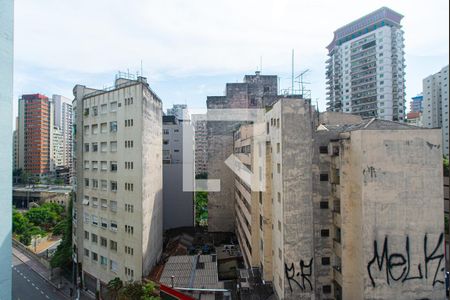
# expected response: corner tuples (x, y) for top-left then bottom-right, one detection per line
(107, 280), (160, 300)
(50, 194), (73, 269)
(445, 215), (449, 235)
(25, 202), (64, 230)
(118, 282), (144, 300)
(52, 220), (66, 236)
(13, 209), (29, 235)
(195, 191), (208, 226)
(444, 156), (449, 177)
(195, 172), (208, 180)
(19, 231), (31, 246)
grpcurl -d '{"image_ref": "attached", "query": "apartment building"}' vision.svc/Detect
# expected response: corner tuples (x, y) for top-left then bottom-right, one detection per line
(51, 127), (64, 169)
(17, 94), (51, 176)
(326, 7), (406, 121)
(73, 75), (163, 295)
(52, 94), (73, 170)
(229, 99), (445, 299)
(410, 94), (424, 113)
(207, 71), (278, 232)
(194, 119), (208, 176)
(423, 65), (449, 156)
(167, 104), (188, 121)
(162, 115), (194, 230)
(0, 0), (14, 297)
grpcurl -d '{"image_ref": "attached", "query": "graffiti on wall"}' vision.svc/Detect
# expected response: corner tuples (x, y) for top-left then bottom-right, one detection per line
(367, 233), (444, 288)
(285, 258), (313, 292)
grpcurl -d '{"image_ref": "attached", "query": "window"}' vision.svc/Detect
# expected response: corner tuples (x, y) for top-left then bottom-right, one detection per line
(125, 140), (134, 148)
(84, 178), (89, 187)
(110, 101), (117, 112)
(125, 119), (134, 127)
(111, 181), (117, 192)
(92, 197), (98, 207)
(92, 216), (99, 226)
(125, 183), (134, 191)
(321, 257), (330, 266)
(100, 122), (107, 133)
(111, 161), (117, 172)
(323, 285), (332, 294)
(84, 160), (89, 170)
(320, 174), (329, 181)
(278, 248), (282, 260)
(125, 97), (134, 105)
(277, 163), (281, 174)
(110, 260), (118, 273)
(91, 124), (98, 134)
(91, 233), (98, 243)
(92, 252), (98, 262)
(84, 231), (89, 240)
(110, 240), (118, 252)
(110, 220), (118, 231)
(92, 142), (98, 152)
(110, 121), (117, 132)
(101, 199), (108, 210)
(101, 161), (107, 171)
(110, 141), (117, 152)
(125, 162), (134, 169)
(277, 143), (280, 153)
(101, 180), (107, 191)
(163, 129), (169, 135)
(277, 192), (281, 203)
(125, 246), (134, 255)
(320, 201), (329, 209)
(101, 142), (107, 152)
(84, 143), (89, 152)
(100, 237), (107, 247)
(125, 204), (134, 213)
(278, 220), (282, 231)
(92, 161), (98, 170)
(319, 146), (328, 154)
(84, 108), (89, 117)
(92, 106), (98, 116)
(125, 267), (134, 279)
(92, 179), (98, 189)
(110, 201), (118, 212)
(321, 229), (330, 237)
(84, 248), (90, 257)
(125, 225), (134, 235)
(100, 256), (107, 266)
(100, 104), (107, 114)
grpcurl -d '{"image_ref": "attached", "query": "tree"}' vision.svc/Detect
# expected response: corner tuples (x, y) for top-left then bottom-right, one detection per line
(142, 282), (160, 300)
(107, 277), (123, 300)
(118, 282), (144, 300)
(52, 220), (66, 236)
(12, 209), (29, 235)
(50, 194), (73, 269)
(25, 202), (64, 230)
(195, 191), (208, 226)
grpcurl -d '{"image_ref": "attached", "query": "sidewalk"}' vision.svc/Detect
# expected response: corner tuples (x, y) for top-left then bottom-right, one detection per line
(13, 245), (94, 300)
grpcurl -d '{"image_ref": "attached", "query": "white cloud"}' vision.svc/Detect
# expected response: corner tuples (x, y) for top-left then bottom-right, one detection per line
(13, 0), (449, 116)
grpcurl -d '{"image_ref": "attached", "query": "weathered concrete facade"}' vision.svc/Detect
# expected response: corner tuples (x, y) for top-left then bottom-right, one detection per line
(206, 72), (278, 232)
(228, 101), (445, 299)
(73, 75), (163, 293)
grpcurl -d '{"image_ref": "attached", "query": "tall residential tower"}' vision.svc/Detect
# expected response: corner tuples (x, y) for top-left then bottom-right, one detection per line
(326, 7), (406, 121)
(73, 75), (163, 296)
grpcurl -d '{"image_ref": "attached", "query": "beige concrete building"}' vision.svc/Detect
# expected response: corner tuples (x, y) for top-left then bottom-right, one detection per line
(73, 75), (163, 295)
(229, 99), (445, 299)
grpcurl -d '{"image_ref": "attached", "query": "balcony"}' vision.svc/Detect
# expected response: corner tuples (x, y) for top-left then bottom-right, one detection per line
(333, 211), (342, 227)
(333, 239), (342, 258)
(333, 265), (343, 285)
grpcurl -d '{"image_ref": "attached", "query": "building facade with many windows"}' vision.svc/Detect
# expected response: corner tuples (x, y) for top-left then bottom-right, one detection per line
(422, 65), (449, 156)
(326, 7), (406, 121)
(73, 75), (163, 295)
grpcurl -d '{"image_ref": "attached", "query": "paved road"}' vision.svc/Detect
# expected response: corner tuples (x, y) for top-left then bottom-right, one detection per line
(12, 254), (67, 300)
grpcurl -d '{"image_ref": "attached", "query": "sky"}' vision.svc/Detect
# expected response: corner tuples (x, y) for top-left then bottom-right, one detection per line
(13, 0), (449, 125)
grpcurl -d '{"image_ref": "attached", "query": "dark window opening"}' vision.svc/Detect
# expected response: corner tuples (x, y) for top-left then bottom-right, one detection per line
(320, 174), (329, 181)
(320, 201), (329, 209)
(321, 229), (330, 237)
(319, 146), (328, 154)
(322, 257), (330, 265)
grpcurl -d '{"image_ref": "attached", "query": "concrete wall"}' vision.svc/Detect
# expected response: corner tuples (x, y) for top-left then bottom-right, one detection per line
(0, 0), (13, 298)
(341, 129), (445, 299)
(163, 164), (194, 230)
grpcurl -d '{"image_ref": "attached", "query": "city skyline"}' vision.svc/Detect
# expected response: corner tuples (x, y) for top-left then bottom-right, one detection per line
(13, 0), (449, 126)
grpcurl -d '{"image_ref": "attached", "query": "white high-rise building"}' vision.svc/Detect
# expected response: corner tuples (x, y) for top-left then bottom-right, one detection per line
(73, 75), (163, 294)
(423, 65), (449, 156)
(326, 7), (406, 121)
(52, 95), (73, 169)
(0, 0), (13, 298)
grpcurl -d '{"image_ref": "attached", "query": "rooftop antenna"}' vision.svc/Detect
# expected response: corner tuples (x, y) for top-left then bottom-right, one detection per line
(291, 49), (294, 95)
(295, 69), (311, 98)
(140, 60), (143, 78)
(260, 56), (263, 73)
